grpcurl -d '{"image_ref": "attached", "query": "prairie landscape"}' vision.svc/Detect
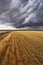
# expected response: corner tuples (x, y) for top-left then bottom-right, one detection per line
(0, 31), (43, 65)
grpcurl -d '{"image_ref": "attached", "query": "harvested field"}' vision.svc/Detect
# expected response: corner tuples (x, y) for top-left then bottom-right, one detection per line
(0, 31), (43, 65)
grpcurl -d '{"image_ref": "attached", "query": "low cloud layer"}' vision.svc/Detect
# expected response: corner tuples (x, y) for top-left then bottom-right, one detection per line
(0, 0), (43, 30)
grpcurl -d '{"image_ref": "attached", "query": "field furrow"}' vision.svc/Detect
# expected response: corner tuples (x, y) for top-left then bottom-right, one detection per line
(0, 31), (43, 65)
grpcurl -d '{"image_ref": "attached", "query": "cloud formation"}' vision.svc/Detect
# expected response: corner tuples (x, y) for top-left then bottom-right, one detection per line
(0, 0), (43, 30)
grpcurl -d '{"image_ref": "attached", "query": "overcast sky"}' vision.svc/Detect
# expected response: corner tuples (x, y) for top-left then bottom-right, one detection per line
(0, 0), (43, 30)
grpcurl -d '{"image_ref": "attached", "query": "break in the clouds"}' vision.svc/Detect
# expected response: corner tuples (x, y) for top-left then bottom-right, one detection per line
(0, 0), (43, 30)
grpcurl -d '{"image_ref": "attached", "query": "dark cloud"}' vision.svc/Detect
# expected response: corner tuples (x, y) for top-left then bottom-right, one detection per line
(21, 0), (28, 3)
(0, 0), (43, 30)
(0, 0), (11, 14)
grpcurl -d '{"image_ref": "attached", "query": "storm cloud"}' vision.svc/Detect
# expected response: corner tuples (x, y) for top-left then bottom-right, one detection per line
(0, 0), (43, 30)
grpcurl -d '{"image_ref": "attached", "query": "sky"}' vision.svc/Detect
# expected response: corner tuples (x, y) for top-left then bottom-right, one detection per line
(0, 0), (43, 30)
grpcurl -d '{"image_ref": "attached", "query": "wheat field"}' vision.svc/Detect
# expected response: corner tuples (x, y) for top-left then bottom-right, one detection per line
(0, 31), (43, 65)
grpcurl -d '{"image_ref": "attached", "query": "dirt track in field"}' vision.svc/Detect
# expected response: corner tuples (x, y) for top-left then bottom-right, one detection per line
(0, 31), (43, 65)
